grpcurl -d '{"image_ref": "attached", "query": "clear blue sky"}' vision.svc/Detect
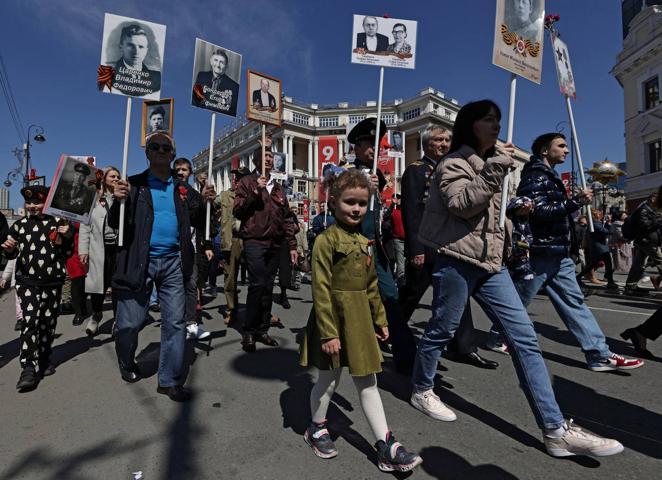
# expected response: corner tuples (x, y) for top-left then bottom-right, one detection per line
(1, 0), (625, 210)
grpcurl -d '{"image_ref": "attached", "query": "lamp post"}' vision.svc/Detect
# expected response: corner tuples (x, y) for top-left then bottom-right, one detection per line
(5, 125), (46, 188)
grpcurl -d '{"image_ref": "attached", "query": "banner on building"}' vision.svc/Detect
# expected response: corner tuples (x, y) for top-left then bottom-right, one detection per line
(318, 136), (339, 201)
(98, 13), (166, 100)
(551, 34), (576, 99)
(492, 0), (545, 84)
(378, 155), (396, 205)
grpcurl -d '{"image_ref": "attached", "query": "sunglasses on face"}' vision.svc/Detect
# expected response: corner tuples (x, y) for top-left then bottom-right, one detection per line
(147, 143), (173, 153)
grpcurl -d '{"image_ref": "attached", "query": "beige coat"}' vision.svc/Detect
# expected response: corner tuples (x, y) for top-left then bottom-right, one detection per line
(418, 145), (513, 273)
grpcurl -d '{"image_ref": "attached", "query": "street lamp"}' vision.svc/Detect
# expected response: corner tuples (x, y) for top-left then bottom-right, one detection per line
(5, 125), (46, 188)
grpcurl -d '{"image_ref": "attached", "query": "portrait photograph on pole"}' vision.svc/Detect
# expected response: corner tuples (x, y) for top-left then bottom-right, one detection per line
(246, 70), (282, 127)
(44, 156), (100, 225)
(387, 130), (405, 158)
(351, 15), (418, 70)
(271, 152), (288, 180)
(97, 13), (166, 100)
(492, 0), (545, 84)
(141, 98), (174, 146)
(551, 34), (577, 99)
(191, 38), (242, 117)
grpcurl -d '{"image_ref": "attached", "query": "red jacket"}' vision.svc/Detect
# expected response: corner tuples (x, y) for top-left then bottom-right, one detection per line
(233, 172), (298, 250)
(391, 207), (405, 240)
(66, 223), (86, 279)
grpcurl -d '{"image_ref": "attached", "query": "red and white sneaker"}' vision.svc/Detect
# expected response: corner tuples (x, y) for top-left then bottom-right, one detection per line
(589, 353), (644, 372)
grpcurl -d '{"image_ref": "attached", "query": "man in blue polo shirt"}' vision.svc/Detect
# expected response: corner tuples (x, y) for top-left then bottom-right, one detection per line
(110, 132), (215, 402)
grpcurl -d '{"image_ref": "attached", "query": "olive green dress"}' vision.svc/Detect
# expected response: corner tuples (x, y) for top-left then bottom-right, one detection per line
(299, 222), (387, 376)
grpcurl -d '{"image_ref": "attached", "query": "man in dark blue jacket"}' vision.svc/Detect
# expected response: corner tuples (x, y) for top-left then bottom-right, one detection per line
(512, 132), (643, 372)
(109, 132), (216, 401)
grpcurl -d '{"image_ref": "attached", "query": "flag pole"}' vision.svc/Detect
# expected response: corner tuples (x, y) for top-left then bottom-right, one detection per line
(370, 66), (385, 211)
(565, 95), (594, 232)
(205, 112), (216, 240)
(118, 96), (132, 247)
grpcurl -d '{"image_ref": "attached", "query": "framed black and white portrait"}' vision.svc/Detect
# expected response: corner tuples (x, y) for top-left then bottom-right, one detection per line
(351, 15), (418, 70)
(246, 70), (282, 127)
(141, 98), (174, 146)
(98, 13), (166, 100)
(271, 152), (287, 180)
(45, 156), (100, 224)
(191, 38), (242, 117)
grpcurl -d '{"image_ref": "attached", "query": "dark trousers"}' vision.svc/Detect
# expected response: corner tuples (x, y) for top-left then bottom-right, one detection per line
(91, 244), (118, 315)
(375, 251), (417, 370)
(16, 284), (61, 372)
(71, 276), (88, 318)
(278, 241), (293, 291)
(243, 241), (280, 335)
(637, 306), (662, 341)
(399, 259), (476, 354)
(587, 250), (614, 283)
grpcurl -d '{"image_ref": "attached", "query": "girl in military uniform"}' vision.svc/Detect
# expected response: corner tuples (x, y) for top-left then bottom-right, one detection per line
(1, 186), (73, 392)
(300, 169), (422, 473)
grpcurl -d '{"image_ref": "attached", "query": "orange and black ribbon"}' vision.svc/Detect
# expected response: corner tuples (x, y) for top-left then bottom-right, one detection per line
(193, 84), (205, 102)
(501, 24), (540, 58)
(97, 65), (115, 91)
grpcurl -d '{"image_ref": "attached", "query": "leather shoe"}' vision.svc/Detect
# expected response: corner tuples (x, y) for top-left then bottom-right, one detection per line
(118, 364), (142, 383)
(451, 351), (498, 369)
(72, 315), (86, 326)
(281, 293), (291, 309)
(16, 366), (39, 391)
(242, 333), (256, 353)
(255, 334), (279, 347)
(620, 329), (654, 358)
(157, 385), (192, 402)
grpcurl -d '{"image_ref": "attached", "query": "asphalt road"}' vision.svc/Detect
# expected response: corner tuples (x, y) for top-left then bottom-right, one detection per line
(0, 273), (660, 480)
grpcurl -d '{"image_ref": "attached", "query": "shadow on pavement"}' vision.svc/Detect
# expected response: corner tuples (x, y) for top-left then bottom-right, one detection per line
(554, 376), (662, 459)
(420, 446), (519, 479)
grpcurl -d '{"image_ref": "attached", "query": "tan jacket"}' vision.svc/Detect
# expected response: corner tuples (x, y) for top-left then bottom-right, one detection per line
(216, 190), (238, 252)
(418, 145), (513, 273)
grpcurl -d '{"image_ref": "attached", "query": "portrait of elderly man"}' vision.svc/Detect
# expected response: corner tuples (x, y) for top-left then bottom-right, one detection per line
(356, 15), (389, 52)
(193, 48), (239, 114)
(51, 162), (96, 215)
(110, 24), (161, 93)
(148, 106), (166, 133)
(387, 23), (412, 54)
(252, 78), (277, 111)
(503, 0), (544, 41)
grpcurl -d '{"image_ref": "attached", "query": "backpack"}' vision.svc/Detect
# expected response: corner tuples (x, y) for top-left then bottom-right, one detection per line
(621, 206), (643, 241)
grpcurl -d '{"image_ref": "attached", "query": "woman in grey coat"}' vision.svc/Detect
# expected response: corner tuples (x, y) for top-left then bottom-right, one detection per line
(79, 167), (120, 336)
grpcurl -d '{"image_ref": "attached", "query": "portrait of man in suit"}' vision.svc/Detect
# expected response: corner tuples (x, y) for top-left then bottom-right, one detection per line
(356, 16), (389, 52)
(193, 48), (239, 116)
(503, 0), (544, 41)
(51, 162), (96, 216)
(110, 24), (161, 94)
(252, 78), (277, 112)
(148, 106), (166, 133)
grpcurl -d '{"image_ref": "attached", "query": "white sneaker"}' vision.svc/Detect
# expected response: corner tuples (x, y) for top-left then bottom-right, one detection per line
(544, 420), (624, 457)
(410, 389), (456, 422)
(186, 324), (210, 340)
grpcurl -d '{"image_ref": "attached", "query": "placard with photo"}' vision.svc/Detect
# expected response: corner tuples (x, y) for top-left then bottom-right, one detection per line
(97, 13), (166, 100)
(492, 0), (545, 84)
(271, 151), (288, 180)
(141, 98), (174, 146)
(191, 38), (242, 117)
(44, 156), (101, 225)
(387, 130), (405, 158)
(351, 15), (417, 70)
(246, 69), (282, 126)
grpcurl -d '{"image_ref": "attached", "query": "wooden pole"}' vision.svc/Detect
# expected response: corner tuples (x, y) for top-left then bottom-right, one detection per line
(205, 113), (216, 240)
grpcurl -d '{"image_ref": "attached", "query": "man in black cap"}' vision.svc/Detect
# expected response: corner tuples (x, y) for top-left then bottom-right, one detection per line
(346, 117), (417, 373)
(399, 125), (497, 369)
(216, 165), (250, 324)
(52, 162), (96, 215)
(2, 185), (73, 391)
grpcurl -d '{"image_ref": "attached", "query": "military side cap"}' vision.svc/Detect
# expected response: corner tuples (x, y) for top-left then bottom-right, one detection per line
(21, 185), (49, 202)
(74, 162), (91, 176)
(347, 117), (387, 144)
(231, 166), (251, 178)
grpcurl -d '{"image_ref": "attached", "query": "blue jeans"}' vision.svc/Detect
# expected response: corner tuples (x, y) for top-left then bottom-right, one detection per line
(412, 256), (565, 430)
(115, 255), (186, 387)
(514, 254), (611, 364)
(149, 284), (158, 306)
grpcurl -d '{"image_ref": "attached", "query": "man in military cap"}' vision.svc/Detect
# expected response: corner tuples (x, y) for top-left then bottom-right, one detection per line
(346, 117), (417, 373)
(215, 165), (250, 324)
(399, 125), (498, 370)
(51, 161), (96, 216)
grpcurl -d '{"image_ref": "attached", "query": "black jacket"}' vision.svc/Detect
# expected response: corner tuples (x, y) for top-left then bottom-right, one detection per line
(108, 170), (207, 291)
(634, 201), (662, 245)
(356, 32), (389, 52)
(517, 156), (582, 256)
(401, 156), (436, 258)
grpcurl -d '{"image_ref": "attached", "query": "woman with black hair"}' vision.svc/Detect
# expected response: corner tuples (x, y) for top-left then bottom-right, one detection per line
(410, 99), (623, 457)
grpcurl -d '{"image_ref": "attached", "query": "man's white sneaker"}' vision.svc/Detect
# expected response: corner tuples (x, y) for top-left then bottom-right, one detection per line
(544, 420), (624, 457)
(186, 324), (210, 340)
(410, 389), (456, 422)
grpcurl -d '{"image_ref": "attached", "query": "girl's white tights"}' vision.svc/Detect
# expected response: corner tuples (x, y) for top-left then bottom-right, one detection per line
(310, 368), (389, 442)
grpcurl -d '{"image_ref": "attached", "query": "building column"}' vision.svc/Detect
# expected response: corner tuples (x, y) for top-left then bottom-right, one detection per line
(313, 139), (319, 178)
(308, 139), (314, 178)
(337, 138), (344, 161)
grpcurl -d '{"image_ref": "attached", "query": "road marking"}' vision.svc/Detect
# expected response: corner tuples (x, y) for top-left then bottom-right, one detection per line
(587, 306), (650, 316)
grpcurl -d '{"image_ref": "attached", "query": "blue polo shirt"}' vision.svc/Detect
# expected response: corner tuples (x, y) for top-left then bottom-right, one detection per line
(148, 173), (179, 257)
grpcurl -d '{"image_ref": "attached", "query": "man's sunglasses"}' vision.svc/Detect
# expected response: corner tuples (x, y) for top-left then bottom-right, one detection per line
(147, 143), (173, 153)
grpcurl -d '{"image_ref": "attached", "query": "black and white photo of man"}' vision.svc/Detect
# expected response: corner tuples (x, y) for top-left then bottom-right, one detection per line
(110, 24), (161, 95)
(148, 106), (166, 133)
(356, 15), (389, 52)
(391, 131), (404, 152)
(503, 0), (544, 41)
(252, 78), (277, 111)
(191, 39), (242, 117)
(50, 162), (96, 216)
